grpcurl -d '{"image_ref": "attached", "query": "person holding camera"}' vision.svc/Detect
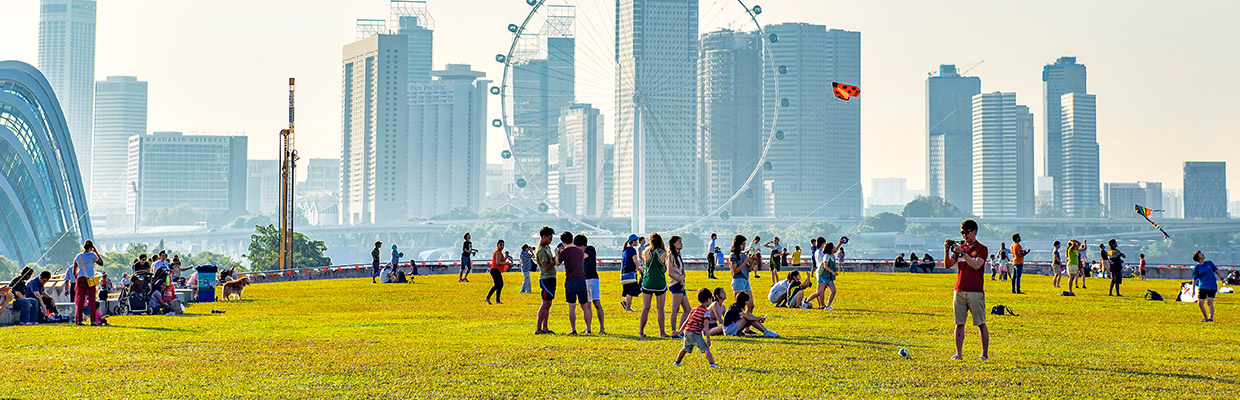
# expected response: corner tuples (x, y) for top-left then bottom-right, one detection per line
(729, 235), (759, 313)
(945, 219), (990, 361)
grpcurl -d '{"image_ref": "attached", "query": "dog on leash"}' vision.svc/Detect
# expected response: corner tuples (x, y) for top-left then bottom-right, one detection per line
(221, 276), (250, 301)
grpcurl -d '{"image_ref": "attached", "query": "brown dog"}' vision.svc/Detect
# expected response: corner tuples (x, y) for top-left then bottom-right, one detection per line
(221, 276), (250, 301)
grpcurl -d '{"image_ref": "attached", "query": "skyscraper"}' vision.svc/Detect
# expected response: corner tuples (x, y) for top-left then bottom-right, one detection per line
(698, 29), (763, 217)
(301, 158), (341, 193)
(512, 5), (575, 193)
(340, 33), (408, 224)
(246, 160), (279, 215)
(391, 0), (434, 84)
(868, 177), (909, 206)
(558, 103), (606, 217)
(1183, 161), (1227, 219)
(926, 64), (981, 214)
(1043, 56), (1087, 207)
(615, 0), (699, 230)
(1060, 92), (1099, 217)
(407, 64), (489, 217)
(1104, 181), (1162, 218)
(92, 76), (147, 217)
(971, 92), (1033, 218)
(762, 24), (861, 218)
(39, 0), (97, 193)
(127, 132), (247, 224)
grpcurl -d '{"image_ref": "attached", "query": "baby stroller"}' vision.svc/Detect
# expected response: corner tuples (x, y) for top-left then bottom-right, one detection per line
(115, 269), (167, 315)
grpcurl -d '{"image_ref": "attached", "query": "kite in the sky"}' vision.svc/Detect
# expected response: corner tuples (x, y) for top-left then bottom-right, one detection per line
(1135, 204), (1170, 239)
(832, 82), (860, 101)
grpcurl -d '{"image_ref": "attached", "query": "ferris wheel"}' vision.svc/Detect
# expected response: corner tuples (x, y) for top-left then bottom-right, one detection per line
(492, 0), (786, 235)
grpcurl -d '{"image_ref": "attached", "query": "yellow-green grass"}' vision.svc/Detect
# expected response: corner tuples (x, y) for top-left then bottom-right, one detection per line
(1, 270), (1236, 399)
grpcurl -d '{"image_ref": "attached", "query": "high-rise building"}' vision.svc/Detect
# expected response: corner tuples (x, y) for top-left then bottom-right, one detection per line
(92, 76), (147, 218)
(391, 0), (434, 84)
(1035, 176), (1054, 209)
(1043, 56), (1087, 207)
(246, 160), (279, 215)
(1183, 161), (1227, 219)
(340, 33), (408, 224)
(1105, 181), (1162, 218)
(126, 132), (247, 224)
(868, 178), (909, 206)
(698, 29), (763, 217)
(407, 64), (489, 217)
(558, 103), (606, 217)
(512, 5), (575, 193)
(301, 158), (340, 193)
(615, 0), (699, 229)
(926, 64), (981, 214)
(601, 143), (615, 217)
(1163, 188), (1183, 219)
(1060, 92), (1100, 217)
(762, 24), (862, 218)
(39, 0), (97, 193)
(971, 92), (1033, 218)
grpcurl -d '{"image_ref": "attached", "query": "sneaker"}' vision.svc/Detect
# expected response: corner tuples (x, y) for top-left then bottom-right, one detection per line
(673, 362), (682, 366)
(709, 363), (719, 367)
(979, 355), (989, 360)
(824, 306), (835, 310)
(763, 330), (780, 338)
(950, 355), (963, 360)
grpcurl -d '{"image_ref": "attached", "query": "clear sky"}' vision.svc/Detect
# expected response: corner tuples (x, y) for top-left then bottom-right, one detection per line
(2, 0), (1237, 201)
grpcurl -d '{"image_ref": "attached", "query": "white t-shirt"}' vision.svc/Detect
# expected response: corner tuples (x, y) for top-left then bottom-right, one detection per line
(380, 267), (393, 283)
(768, 280), (792, 302)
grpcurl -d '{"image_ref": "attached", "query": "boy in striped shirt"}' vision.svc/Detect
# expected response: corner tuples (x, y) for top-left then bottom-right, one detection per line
(674, 288), (718, 367)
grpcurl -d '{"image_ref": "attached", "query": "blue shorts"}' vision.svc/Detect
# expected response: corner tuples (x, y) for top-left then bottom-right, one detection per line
(669, 283), (685, 296)
(817, 272), (834, 285)
(731, 278), (751, 293)
(372, 261), (380, 277)
(565, 278), (588, 304)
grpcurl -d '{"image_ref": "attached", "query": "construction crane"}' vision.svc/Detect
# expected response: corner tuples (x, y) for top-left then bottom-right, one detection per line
(927, 60), (984, 77)
(278, 78), (298, 271)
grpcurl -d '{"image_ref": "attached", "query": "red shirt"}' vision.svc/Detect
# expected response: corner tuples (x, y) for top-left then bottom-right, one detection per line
(682, 305), (709, 334)
(491, 249), (507, 272)
(951, 241), (988, 292)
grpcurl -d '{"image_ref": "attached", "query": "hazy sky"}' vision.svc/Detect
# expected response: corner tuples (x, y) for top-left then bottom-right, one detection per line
(2, 0), (1237, 201)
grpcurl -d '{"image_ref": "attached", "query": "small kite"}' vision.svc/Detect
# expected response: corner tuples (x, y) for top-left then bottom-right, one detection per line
(832, 82), (860, 101)
(1135, 204), (1170, 239)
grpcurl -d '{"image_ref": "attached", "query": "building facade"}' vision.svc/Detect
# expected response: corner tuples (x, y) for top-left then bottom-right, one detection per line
(557, 103), (605, 217)
(246, 159), (279, 215)
(971, 92), (1033, 218)
(92, 76), (147, 219)
(615, 0), (699, 228)
(407, 64), (489, 217)
(698, 28), (763, 217)
(340, 33), (408, 224)
(511, 7), (574, 194)
(1183, 161), (1227, 219)
(1060, 92), (1100, 217)
(301, 158), (340, 193)
(762, 23), (862, 218)
(1105, 181), (1163, 218)
(926, 64), (981, 214)
(1043, 56), (1087, 207)
(38, 0), (97, 195)
(126, 132), (247, 224)
(0, 61), (93, 265)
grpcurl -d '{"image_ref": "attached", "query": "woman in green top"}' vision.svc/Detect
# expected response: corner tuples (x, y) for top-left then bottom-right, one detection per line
(638, 233), (669, 338)
(1065, 239), (1080, 294)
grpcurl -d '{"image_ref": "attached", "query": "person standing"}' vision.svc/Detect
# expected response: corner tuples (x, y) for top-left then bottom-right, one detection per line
(730, 235), (758, 313)
(71, 240), (105, 326)
(705, 233), (718, 279)
(390, 245), (404, 270)
(619, 234), (643, 312)
(581, 236), (606, 334)
(1192, 251), (1226, 322)
(1065, 239), (1080, 294)
(371, 241), (382, 284)
(459, 233), (478, 283)
(1011, 234), (1029, 294)
(803, 238), (843, 310)
(791, 246), (802, 270)
(1106, 239), (1126, 297)
(560, 234), (591, 334)
(535, 227), (556, 334)
(836, 242), (846, 264)
(945, 219), (990, 361)
(764, 237), (783, 284)
(1077, 240), (1090, 288)
(519, 244), (534, 293)
(749, 236), (763, 279)
(1138, 253), (1147, 280)
(638, 233), (670, 338)
(997, 242), (1009, 281)
(485, 240), (509, 304)
(1051, 241), (1064, 288)
(667, 235), (690, 337)
(1098, 244), (1110, 280)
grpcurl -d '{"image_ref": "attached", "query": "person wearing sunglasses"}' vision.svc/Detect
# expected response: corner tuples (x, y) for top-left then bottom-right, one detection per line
(944, 219), (990, 361)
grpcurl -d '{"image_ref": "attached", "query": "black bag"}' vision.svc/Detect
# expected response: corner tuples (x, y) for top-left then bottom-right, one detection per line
(990, 304), (1018, 316)
(1144, 290), (1163, 301)
(1060, 291), (1075, 296)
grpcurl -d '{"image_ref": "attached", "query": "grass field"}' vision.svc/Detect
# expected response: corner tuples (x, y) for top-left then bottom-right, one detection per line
(2, 270), (1237, 399)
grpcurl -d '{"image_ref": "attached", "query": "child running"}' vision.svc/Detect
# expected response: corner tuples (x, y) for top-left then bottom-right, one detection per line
(673, 288), (718, 367)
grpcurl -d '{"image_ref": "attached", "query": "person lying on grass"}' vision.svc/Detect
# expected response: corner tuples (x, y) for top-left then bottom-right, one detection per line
(674, 288), (718, 367)
(721, 292), (779, 337)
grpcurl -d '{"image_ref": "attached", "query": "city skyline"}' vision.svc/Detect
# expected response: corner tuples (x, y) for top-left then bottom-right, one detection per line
(1, 0), (1238, 202)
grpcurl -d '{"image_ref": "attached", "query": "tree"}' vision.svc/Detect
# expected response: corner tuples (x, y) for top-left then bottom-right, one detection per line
(904, 223), (934, 237)
(0, 256), (17, 279)
(855, 212), (907, 233)
(40, 231), (81, 268)
(246, 224), (331, 270)
(227, 214), (275, 229)
(145, 203), (206, 226)
(183, 251), (242, 270)
(1035, 202), (1066, 218)
(902, 196), (966, 218)
(430, 206), (478, 220)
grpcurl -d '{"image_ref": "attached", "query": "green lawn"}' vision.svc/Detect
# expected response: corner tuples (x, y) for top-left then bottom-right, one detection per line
(2, 270), (1236, 398)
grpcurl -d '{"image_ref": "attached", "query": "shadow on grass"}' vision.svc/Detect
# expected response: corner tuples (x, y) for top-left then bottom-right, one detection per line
(604, 333), (822, 345)
(1029, 361), (1237, 385)
(841, 308), (942, 317)
(817, 337), (932, 349)
(110, 325), (191, 332)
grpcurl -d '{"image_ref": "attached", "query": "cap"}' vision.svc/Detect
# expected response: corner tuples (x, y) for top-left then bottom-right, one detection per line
(375, 241), (383, 246)
(627, 234), (640, 243)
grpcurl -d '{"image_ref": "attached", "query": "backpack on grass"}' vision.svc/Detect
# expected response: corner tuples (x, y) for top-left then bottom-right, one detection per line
(990, 305), (1018, 316)
(1144, 290), (1163, 301)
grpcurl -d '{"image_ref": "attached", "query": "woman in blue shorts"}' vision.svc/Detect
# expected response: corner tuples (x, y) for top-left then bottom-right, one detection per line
(729, 234), (758, 313)
(803, 238), (843, 310)
(666, 235), (690, 337)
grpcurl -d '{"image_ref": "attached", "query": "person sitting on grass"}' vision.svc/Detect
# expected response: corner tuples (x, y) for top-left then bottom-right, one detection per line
(534, 226), (557, 335)
(946, 219), (989, 361)
(1191, 251), (1226, 323)
(673, 288), (718, 367)
(379, 264), (393, 284)
(706, 288), (728, 336)
(768, 272), (797, 308)
(921, 253), (935, 273)
(787, 272), (813, 309)
(1225, 271), (1240, 286)
(721, 292), (779, 337)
